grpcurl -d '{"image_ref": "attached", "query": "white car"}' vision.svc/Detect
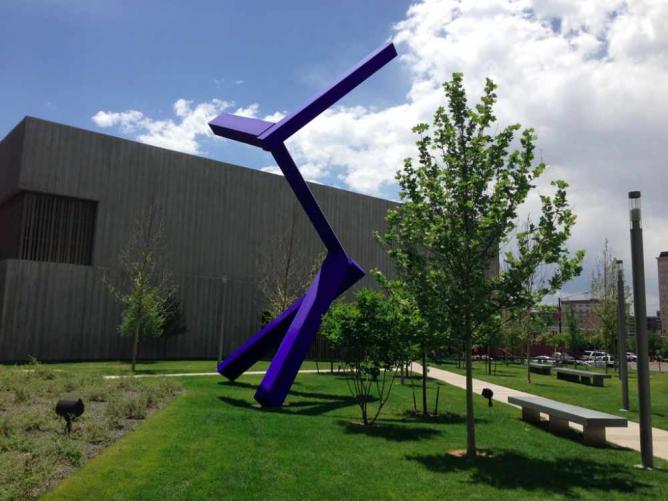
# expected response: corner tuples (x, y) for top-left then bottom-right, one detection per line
(585, 355), (615, 368)
(627, 352), (638, 362)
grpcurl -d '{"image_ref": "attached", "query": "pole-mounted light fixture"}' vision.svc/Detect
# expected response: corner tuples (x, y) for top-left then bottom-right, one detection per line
(628, 190), (653, 468)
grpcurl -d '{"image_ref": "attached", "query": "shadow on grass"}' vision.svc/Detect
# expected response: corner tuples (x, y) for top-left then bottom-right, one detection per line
(520, 418), (627, 451)
(217, 380), (357, 416)
(341, 420), (441, 442)
(407, 450), (653, 496)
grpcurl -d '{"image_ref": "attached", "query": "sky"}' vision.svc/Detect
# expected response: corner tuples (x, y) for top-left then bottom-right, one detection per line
(1, 0), (667, 313)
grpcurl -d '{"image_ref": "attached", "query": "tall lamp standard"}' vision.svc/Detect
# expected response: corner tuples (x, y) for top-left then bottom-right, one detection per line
(628, 191), (653, 468)
(616, 259), (629, 411)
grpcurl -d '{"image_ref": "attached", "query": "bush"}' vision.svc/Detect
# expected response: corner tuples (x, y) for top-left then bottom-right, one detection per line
(321, 289), (417, 425)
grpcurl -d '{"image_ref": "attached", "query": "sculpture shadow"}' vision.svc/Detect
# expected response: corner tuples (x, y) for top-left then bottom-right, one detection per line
(218, 380), (357, 416)
(407, 450), (653, 496)
(341, 420), (441, 442)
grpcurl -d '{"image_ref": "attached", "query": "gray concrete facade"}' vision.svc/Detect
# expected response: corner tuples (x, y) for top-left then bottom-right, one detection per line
(0, 117), (396, 362)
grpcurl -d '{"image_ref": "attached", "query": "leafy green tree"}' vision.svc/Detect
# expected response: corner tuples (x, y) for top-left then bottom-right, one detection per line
(565, 305), (586, 357)
(321, 289), (416, 425)
(119, 271), (167, 371)
(379, 73), (583, 457)
(105, 203), (176, 371)
(590, 241), (631, 371)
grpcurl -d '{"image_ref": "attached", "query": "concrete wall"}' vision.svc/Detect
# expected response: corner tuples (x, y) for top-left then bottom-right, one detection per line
(0, 117), (396, 361)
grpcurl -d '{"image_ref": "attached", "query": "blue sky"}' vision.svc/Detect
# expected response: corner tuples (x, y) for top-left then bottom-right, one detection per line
(0, 0), (412, 191)
(1, 0), (667, 311)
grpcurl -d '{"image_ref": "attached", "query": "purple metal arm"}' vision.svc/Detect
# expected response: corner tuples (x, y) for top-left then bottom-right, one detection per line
(211, 42), (397, 407)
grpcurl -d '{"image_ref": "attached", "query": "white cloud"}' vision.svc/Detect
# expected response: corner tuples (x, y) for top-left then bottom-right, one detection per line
(92, 99), (231, 154)
(261, 165), (282, 176)
(91, 110), (145, 132)
(233, 103), (259, 118)
(277, 0), (668, 311)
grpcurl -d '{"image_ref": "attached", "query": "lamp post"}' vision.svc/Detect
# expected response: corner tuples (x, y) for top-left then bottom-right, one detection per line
(616, 259), (629, 411)
(628, 191), (653, 468)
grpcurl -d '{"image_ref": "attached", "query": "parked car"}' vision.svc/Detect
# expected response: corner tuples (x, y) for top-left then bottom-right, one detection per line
(553, 352), (575, 363)
(532, 355), (556, 364)
(581, 350), (607, 361)
(585, 355), (615, 368)
(626, 352), (638, 362)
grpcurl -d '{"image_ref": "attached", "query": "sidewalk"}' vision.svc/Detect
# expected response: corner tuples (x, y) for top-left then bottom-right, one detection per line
(412, 362), (668, 462)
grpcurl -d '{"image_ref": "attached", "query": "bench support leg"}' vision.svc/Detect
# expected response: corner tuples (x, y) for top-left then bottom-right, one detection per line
(549, 416), (570, 435)
(522, 407), (541, 424)
(593, 378), (604, 387)
(583, 425), (606, 446)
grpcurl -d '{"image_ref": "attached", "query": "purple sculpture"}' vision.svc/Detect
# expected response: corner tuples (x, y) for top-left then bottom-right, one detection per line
(210, 42), (397, 407)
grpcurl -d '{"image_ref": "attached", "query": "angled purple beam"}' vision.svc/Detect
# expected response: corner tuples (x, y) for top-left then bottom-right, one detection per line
(255, 252), (365, 407)
(258, 43), (398, 149)
(271, 143), (343, 253)
(209, 115), (274, 148)
(217, 295), (304, 380)
(210, 42), (397, 407)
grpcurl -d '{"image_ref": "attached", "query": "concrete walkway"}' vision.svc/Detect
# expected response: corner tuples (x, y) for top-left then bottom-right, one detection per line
(412, 362), (668, 461)
(103, 369), (321, 380)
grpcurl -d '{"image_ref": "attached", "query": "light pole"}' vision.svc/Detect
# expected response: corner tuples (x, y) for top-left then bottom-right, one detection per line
(616, 259), (629, 411)
(217, 276), (228, 364)
(628, 191), (653, 468)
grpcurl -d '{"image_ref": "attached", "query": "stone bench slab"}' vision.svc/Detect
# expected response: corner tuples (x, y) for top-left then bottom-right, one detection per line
(556, 368), (611, 378)
(508, 395), (627, 427)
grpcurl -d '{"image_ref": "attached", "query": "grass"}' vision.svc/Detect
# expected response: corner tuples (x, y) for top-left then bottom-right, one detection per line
(0, 362), (180, 500)
(16, 359), (326, 376)
(43, 371), (668, 500)
(434, 360), (668, 430)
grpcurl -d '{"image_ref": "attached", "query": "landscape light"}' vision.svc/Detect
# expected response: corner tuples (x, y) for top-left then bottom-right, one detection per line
(481, 388), (494, 407)
(55, 398), (84, 434)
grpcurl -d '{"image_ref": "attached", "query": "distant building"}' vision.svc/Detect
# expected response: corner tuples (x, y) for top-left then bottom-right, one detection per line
(560, 298), (601, 334)
(648, 313), (662, 334)
(658, 252), (668, 336)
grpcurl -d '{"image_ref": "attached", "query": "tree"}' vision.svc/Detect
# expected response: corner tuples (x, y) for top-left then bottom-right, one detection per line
(565, 304), (586, 357)
(590, 240), (630, 371)
(105, 203), (176, 371)
(257, 204), (322, 323)
(321, 289), (416, 425)
(379, 73), (583, 457)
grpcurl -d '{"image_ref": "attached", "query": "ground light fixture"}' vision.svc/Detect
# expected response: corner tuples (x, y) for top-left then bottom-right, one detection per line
(481, 388), (494, 407)
(55, 398), (84, 434)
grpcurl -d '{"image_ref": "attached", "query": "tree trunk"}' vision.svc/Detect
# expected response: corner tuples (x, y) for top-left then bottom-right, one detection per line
(465, 324), (476, 458)
(422, 348), (428, 415)
(131, 326), (140, 373)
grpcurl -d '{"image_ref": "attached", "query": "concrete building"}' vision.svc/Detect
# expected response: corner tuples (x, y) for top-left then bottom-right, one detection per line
(0, 117), (396, 362)
(658, 252), (668, 336)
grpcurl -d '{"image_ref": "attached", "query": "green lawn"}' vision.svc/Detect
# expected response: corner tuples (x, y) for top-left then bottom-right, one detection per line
(32, 359), (325, 376)
(434, 361), (668, 430)
(44, 372), (668, 500)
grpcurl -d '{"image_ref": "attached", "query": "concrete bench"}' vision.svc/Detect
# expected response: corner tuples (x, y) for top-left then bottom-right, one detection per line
(529, 363), (552, 375)
(556, 368), (611, 387)
(508, 395), (627, 445)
